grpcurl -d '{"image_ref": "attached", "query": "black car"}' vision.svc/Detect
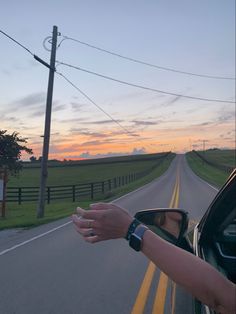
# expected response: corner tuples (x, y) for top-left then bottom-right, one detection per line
(135, 169), (236, 313)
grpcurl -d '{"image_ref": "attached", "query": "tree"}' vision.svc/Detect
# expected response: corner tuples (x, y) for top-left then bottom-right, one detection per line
(0, 130), (33, 217)
(30, 156), (37, 162)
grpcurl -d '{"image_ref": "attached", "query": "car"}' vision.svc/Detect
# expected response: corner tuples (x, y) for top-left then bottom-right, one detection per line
(135, 169), (236, 314)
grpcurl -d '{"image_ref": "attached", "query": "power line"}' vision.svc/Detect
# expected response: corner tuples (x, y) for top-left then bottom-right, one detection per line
(0, 28), (52, 69)
(0, 29), (34, 56)
(61, 35), (235, 81)
(56, 71), (138, 138)
(56, 71), (159, 151)
(56, 61), (235, 104)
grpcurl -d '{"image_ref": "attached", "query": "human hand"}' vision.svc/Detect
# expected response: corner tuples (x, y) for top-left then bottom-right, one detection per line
(72, 203), (133, 243)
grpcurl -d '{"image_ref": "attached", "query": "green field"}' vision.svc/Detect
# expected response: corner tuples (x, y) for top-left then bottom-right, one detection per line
(186, 149), (235, 188)
(1, 153), (175, 230)
(195, 149), (235, 168)
(8, 153), (171, 187)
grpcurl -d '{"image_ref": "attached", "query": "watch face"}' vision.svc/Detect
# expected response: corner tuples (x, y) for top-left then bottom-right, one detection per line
(130, 234), (142, 251)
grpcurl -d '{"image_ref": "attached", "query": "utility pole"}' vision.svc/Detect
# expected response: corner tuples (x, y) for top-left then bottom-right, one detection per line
(37, 26), (58, 218)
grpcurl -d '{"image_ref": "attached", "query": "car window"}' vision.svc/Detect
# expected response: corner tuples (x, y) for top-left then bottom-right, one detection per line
(214, 210), (236, 283)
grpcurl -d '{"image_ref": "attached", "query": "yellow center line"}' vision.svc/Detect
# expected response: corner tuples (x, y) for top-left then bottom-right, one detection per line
(152, 272), (169, 314)
(171, 283), (177, 314)
(131, 169), (180, 314)
(131, 262), (156, 314)
(152, 171), (180, 314)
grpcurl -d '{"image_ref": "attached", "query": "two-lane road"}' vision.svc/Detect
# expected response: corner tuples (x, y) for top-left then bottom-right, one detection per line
(0, 155), (219, 314)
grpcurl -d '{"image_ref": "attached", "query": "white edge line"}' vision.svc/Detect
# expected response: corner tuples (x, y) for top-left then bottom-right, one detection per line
(184, 155), (219, 192)
(0, 221), (72, 257)
(192, 172), (219, 192)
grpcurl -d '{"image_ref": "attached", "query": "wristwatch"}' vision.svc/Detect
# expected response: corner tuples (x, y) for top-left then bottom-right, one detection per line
(129, 224), (149, 252)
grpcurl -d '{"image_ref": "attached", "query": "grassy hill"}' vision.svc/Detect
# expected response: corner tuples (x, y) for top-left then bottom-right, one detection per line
(186, 149), (235, 188)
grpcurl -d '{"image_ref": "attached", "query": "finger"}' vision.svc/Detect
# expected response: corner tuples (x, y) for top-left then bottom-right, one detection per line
(90, 203), (111, 210)
(72, 215), (95, 229)
(76, 207), (86, 216)
(82, 209), (104, 220)
(75, 227), (92, 237)
(84, 235), (104, 244)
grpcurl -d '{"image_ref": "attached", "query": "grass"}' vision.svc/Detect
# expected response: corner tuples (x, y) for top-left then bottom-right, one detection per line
(8, 153), (171, 187)
(197, 149), (235, 168)
(0, 154), (175, 230)
(186, 151), (231, 188)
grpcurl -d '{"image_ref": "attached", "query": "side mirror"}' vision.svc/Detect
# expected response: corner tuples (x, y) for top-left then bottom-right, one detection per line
(135, 208), (189, 245)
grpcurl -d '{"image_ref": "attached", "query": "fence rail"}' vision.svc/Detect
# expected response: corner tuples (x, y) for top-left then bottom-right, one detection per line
(7, 153), (171, 204)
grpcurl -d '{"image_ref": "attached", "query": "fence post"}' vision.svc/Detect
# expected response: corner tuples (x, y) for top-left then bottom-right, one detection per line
(108, 179), (111, 191)
(47, 187), (50, 204)
(72, 185), (75, 202)
(18, 187), (22, 205)
(91, 183), (94, 199)
(102, 181), (105, 194)
(113, 178), (117, 189)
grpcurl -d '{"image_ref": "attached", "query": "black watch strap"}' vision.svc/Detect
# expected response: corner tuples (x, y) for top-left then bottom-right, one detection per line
(129, 225), (149, 251)
(125, 218), (141, 241)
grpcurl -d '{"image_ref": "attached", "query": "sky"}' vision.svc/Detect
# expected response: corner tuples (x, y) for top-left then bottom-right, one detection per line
(0, 0), (235, 160)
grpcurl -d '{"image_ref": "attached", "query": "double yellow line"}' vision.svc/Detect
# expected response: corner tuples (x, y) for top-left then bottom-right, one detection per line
(131, 171), (180, 314)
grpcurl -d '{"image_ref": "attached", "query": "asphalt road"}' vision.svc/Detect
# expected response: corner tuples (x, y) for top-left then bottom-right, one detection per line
(0, 155), (219, 314)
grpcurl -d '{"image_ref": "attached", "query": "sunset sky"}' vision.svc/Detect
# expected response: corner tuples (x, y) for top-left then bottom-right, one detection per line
(0, 0), (235, 160)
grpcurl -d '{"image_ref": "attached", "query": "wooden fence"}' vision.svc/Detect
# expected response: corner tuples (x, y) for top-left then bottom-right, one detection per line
(7, 155), (170, 204)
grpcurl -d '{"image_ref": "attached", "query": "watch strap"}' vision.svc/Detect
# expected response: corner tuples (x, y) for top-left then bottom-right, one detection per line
(129, 224), (149, 251)
(125, 218), (141, 241)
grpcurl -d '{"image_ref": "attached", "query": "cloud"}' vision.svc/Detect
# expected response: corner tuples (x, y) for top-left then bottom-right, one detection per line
(131, 119), (161, 126)
(81, 140), (103, 146)
(53, 104), (67, 112)
(132, 120), (156, 126)
(82, 119), (124, 125)
(160, 95), (182, 107)
(132, 147), (146, 154)
(58, 117), (89, 123)
(71, 129), (108, 138)
(2, 92), (46, 116)
(217, 111), (234, 123)
(0, 115), (17, 122)
(70, 102), (86, 110)
(12, 92), (45, 107)
(199, 121), (213, 126)
(30, 110), (45, 117)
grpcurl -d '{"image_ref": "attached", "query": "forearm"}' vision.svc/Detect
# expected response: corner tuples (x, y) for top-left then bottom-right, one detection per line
(141, 230), (236, 314)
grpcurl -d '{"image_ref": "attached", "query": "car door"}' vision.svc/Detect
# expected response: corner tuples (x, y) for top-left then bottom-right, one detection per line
(193, 170), (236, 314)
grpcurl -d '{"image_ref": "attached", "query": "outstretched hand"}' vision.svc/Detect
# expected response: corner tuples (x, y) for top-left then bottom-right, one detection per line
(72, 203), (133, 243)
